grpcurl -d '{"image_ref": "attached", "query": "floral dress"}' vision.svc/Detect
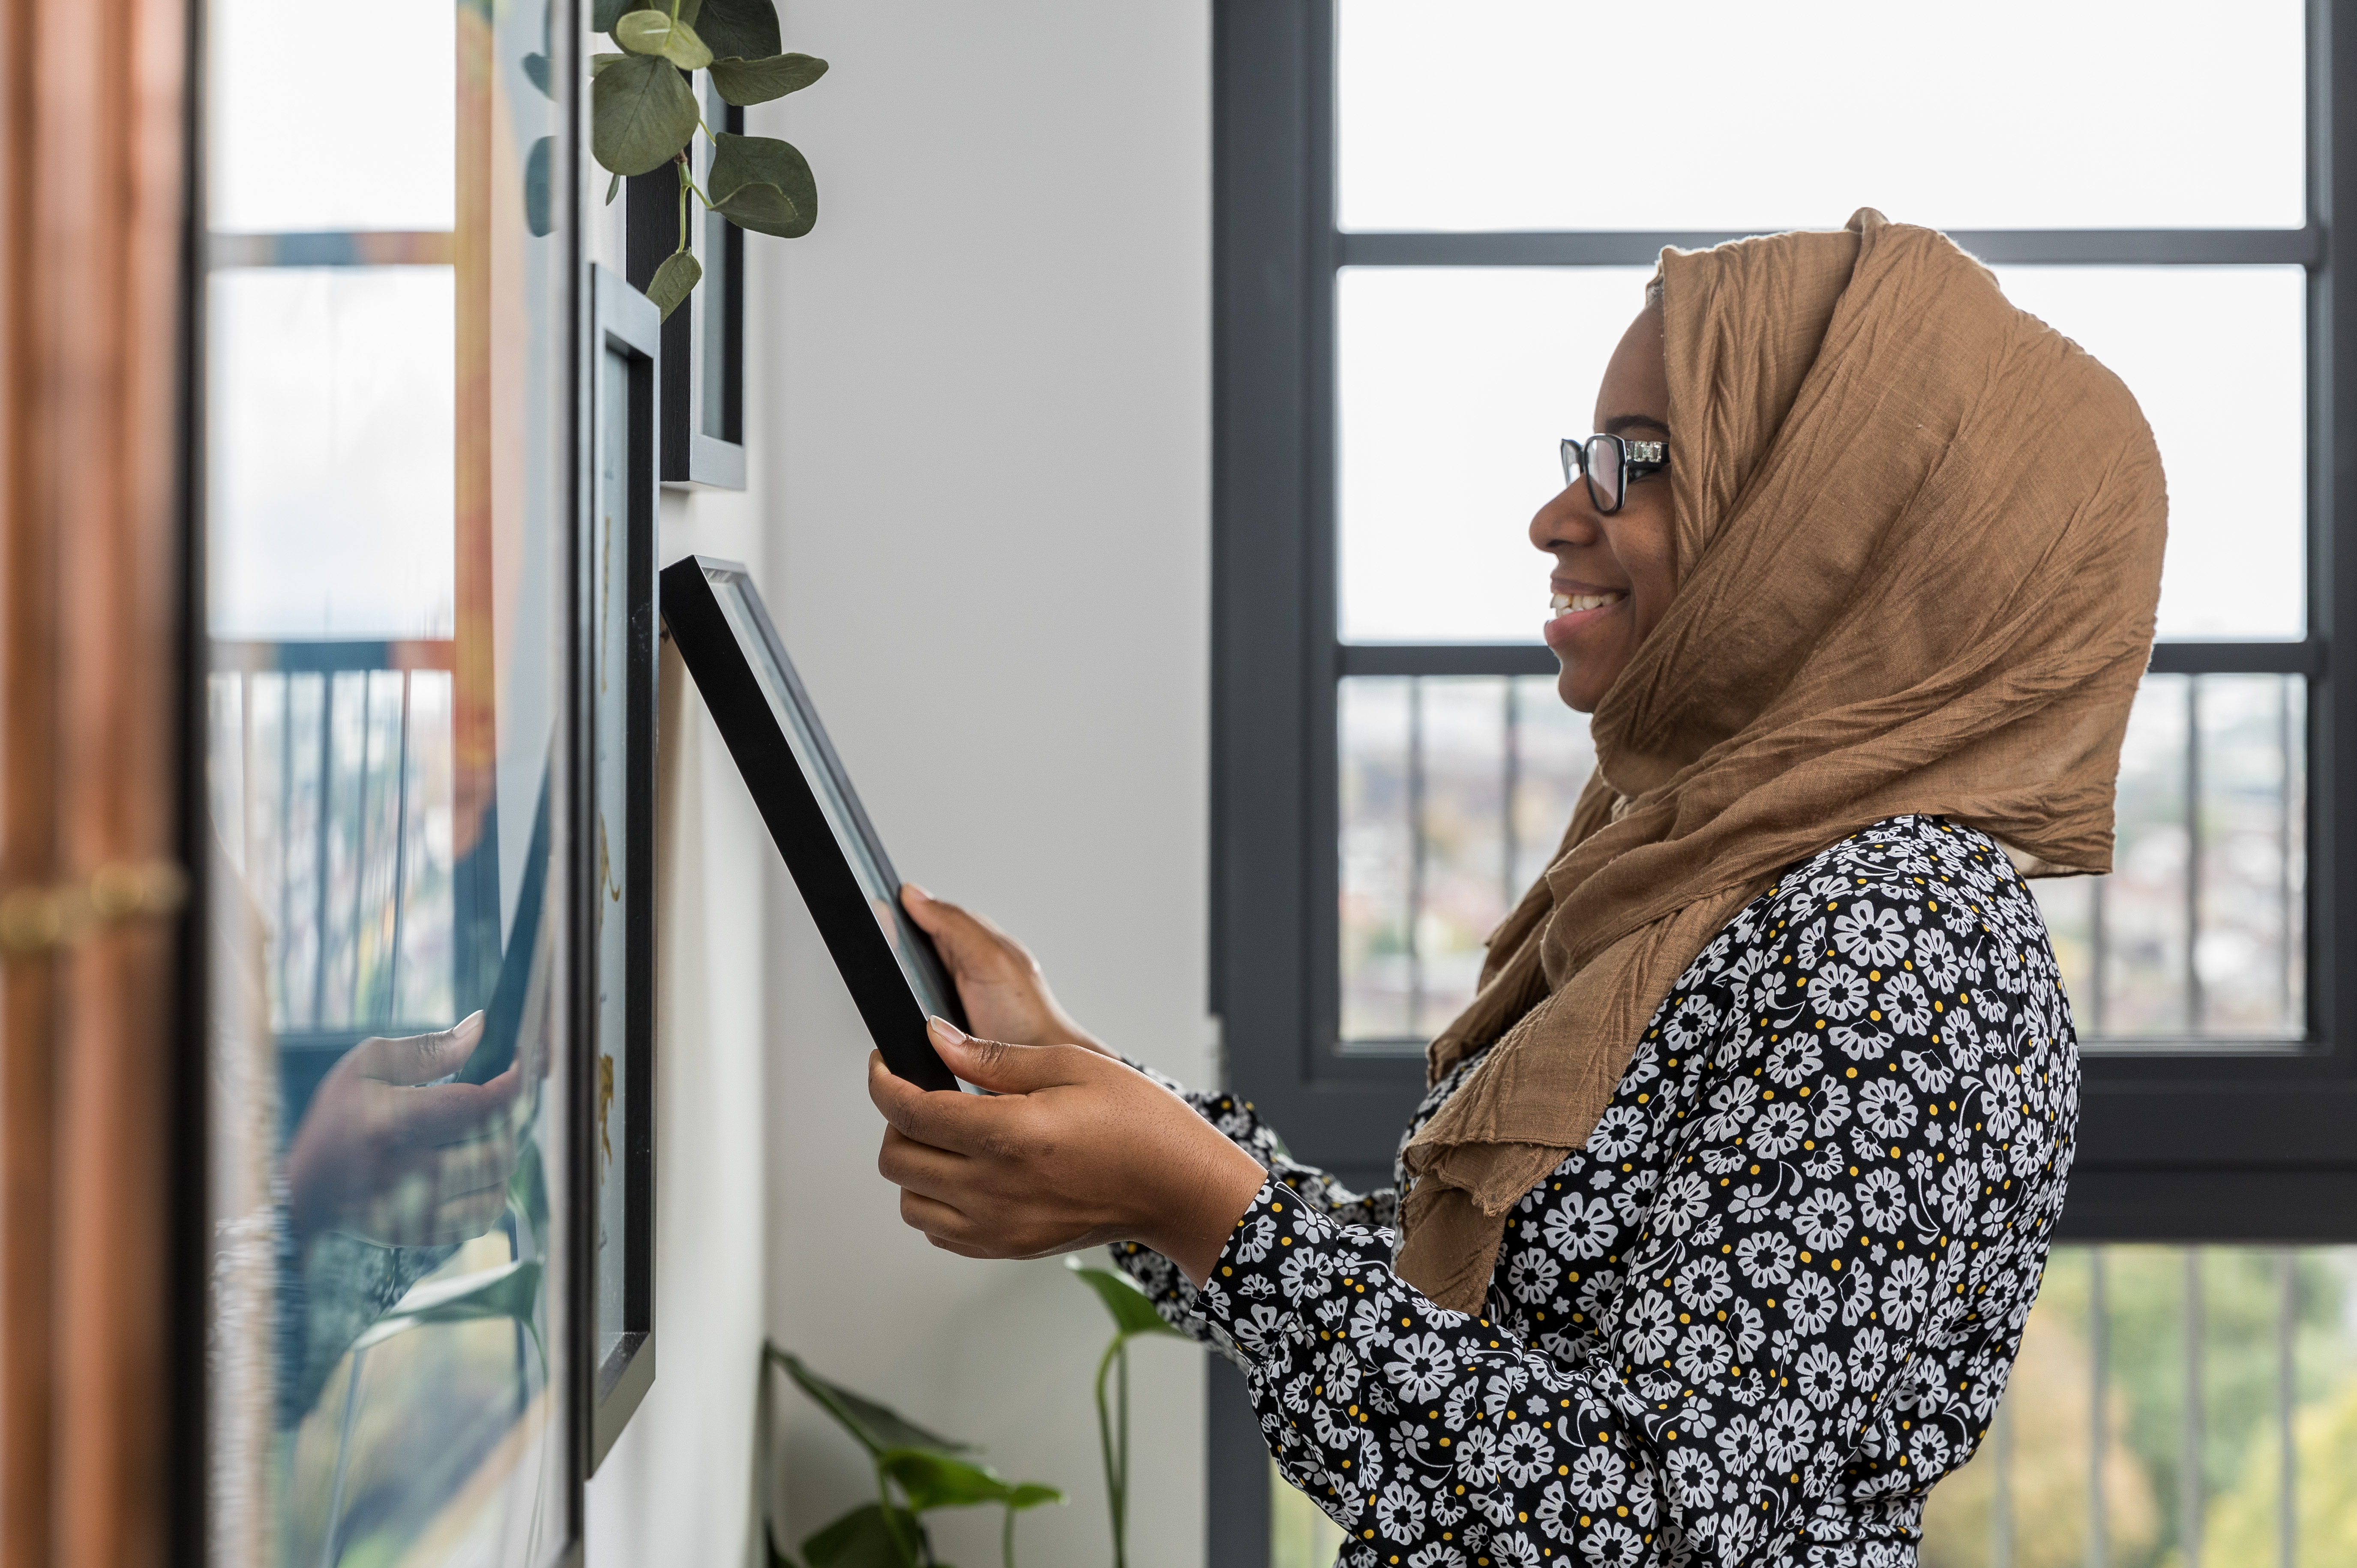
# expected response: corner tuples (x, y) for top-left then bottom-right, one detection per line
(1115, 815), (2076, 1568)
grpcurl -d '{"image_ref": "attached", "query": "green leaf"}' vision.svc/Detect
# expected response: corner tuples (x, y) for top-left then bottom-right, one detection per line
(708, 51), (827, 107)
(614, 9), (711, 69)
(591, 52), (699, 176)
(605, 171), (622, 206)
(1066, 1258), (1182, 1340)
(802, 1503), (923, 1568)
(522, 136), (554, 238)
(1004, 1483), (1065, 1512)
(646, 250), (701, 321)
(879, 1449), (1018, 1512)
(711, 132), (816, 238)
(768, 1347), (973, 1457)
(590, 51), (625, 76)
(691, 0), (779, 63)
(590, 0), (632, 30)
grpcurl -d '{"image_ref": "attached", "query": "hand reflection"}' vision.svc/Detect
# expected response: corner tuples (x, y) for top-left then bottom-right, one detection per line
(286, 1013), (524, 1249)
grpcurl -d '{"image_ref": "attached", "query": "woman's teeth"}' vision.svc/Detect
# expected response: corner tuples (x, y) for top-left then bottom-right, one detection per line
(1551, 591), (1625, 614)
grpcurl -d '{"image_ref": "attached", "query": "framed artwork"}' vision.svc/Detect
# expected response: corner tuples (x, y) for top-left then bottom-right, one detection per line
(660, 556), (967, 1091)
(625, 85), (747, 491)
(580, 264), (660, 1470)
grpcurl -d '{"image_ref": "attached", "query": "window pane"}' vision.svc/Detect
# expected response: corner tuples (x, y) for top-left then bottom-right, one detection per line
(207, 267), (457, 641)
(2032, 673), (2305, 1046)
(208, 0), (456, 233)
(1340, 676), (1597, 1047)
(1337, 0), (2305, 233)
(1991, 267), (2306, 640)
(1917, 1247), (2357, 1568)
(1339, 267), (1652, 642)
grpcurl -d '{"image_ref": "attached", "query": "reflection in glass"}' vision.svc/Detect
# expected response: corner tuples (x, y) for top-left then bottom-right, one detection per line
(1340, 675), (1595, 1045)
(1991, 267), (2306, 641)
(1338, 267), (1654, 643)
(203, 0), (573, 1559)
(208, 0), (456, 233)
(1337, 0), (2304, 233)
(207, 267), (457, 642)
(2034, 674), (2306, 1046)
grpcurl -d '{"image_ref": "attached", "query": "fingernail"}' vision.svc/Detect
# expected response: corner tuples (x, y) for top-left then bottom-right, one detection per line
(457, 1010), (486, 1034)
(927, 1015), (966, 1046)
(906, 883), (933, 901)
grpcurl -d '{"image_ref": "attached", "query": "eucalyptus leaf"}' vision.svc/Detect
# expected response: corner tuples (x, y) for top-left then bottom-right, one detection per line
(1066, 1259), (1181, 1340)
(708, 51), (827, 107)
(691, 0), (780, 65)
(801, 1503), (923, 1568)
(605, 171), (622, 205)
(590, 51), (625, 75)
(710, 132), (816, 238)
(768, 1347), (973, 1457)
(591, 52), (699, 176)
(590, 0), (630, 31)
(647, 250), (701, 321)
(614, 9), (711, 69)
(1005, 1483), (1064, 1512)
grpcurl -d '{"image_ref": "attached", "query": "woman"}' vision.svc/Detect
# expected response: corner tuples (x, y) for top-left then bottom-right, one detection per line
(867, 210), (2165, 1568)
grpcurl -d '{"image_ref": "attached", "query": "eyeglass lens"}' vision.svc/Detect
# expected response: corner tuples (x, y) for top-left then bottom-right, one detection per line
(1585, 435), (1622, 512)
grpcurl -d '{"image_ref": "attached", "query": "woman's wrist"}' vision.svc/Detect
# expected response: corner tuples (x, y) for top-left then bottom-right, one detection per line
(1143, 1127), (1268, 1286)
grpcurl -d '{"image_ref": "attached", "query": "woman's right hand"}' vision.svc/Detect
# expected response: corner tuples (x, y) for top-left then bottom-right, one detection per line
(899, 884), (1114, 1057)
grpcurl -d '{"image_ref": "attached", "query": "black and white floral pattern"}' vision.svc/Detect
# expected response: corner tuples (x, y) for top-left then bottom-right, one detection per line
(1116, 816), (2075, 1568)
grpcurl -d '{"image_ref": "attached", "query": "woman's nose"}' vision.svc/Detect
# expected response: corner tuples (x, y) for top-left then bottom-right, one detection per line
(1530, 483), (1600, 555)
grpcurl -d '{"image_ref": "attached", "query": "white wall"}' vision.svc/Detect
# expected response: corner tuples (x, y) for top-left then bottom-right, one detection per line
(586, 3), (1215, 1566)
(756, 5), (1214, 1568)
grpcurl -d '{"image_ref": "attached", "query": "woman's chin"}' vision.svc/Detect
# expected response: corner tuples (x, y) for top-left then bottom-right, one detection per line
(1554, 663), (1601, 714)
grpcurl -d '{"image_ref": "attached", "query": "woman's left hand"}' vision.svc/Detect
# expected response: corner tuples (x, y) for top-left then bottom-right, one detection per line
(869, 1018), (1268, 1284)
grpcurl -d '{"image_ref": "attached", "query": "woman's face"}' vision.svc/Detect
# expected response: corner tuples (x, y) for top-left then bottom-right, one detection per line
(1531, 300), (1676, 714)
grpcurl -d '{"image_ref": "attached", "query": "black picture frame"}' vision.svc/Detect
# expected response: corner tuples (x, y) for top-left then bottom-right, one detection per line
(658, 555), (969, 1091)
(625, 86), (747, 491)
(581, 264), (660, 1471)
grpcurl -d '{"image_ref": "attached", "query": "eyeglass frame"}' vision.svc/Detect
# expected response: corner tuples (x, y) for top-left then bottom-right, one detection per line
(1559, 433), (1669, 516)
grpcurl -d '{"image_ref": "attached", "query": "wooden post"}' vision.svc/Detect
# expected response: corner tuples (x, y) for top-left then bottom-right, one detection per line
(0, 0), (193, 1553)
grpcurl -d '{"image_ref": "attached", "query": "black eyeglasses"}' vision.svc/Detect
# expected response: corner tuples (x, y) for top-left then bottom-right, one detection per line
(1560, 433), (1668, 515)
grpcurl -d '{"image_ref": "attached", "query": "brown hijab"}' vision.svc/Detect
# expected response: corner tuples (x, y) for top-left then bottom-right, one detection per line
(1392, 210), (2167, 1313)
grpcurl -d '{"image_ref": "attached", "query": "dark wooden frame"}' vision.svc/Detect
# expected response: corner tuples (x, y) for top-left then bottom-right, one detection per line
(581, 264), (660, 1470)
(1207, 0), (2357, 1559)
(625, 92), (747, 492)
(658, 555), (968, 1091)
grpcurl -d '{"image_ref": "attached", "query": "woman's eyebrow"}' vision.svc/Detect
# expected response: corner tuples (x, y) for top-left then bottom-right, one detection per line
(1602, 413), (1672, 437)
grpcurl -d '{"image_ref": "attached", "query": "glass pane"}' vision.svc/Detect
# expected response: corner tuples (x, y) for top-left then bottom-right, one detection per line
(1337, 0), (2305, 233)
(208, 0), (456, 233)
(2031, 673), (2305, 1046)
(202, 0), (574, 1559)
(1340, 675), (1598, 1046)
(1917, 1246), (2357, 1568)
(1340, 678), (1412, 1040)
(1339, 267), (1653, 642)
(207, 267), (457, 640)
(1991, 267), (2306, 641)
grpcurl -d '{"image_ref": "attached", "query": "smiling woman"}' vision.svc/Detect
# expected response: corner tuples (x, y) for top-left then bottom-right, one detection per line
(864, 212), (2168, 1568)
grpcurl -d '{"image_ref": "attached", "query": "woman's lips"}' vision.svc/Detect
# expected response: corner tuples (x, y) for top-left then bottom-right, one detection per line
(1544, 590), (1626, 650)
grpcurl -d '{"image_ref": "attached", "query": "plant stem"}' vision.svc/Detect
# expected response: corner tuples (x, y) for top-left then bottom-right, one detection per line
(1117, 1339), (1131, 1555)
(1000, 1502), (1016, 1568)
(873, 1463), (922, 1568)
(1092, 1334), (1127, 1568)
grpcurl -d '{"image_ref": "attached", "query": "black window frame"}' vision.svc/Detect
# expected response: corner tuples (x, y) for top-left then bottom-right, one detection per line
(1208, 8), (2357, 1553)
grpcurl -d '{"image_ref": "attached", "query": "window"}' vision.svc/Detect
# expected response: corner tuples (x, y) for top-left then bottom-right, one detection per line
(1209, 3), (2357, 1562)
